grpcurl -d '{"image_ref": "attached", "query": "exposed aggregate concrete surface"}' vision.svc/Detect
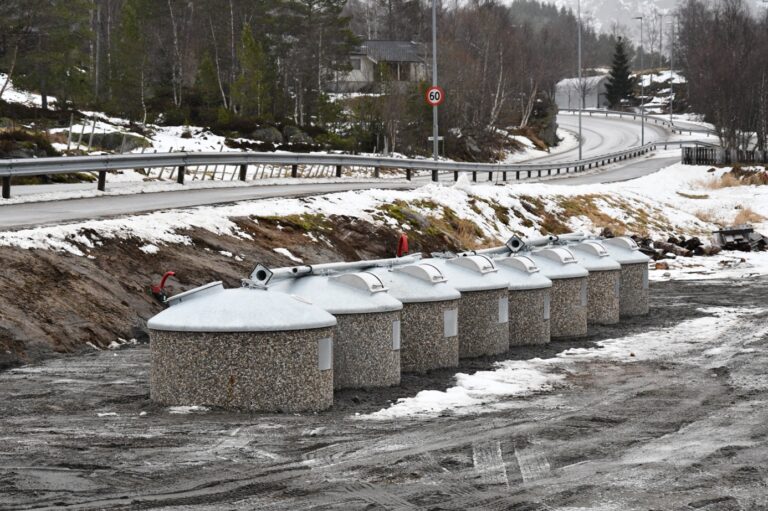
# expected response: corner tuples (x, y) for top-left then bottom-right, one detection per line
(620, 262), (651, 317)
(508, 287), (551, 346)
(456, 289), (510, 358)
(586, 269), (621, 325)
(333, 311), (401, 390)
(150, 327), (335, 412)
(399, 300), (460, 374)
(549, 277), (589, 338)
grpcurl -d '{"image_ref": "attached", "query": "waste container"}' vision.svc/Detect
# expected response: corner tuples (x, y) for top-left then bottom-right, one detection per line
(271, 273), (403, 390)
(494, 254), (553, 346)
(602, 237), (651, 316)
(423, 256), (510, 357)
(526, 248), (589, 338)
(369, 264), (461, 373)
(569, 241), (622, 325)
(148, 282), (337, 412)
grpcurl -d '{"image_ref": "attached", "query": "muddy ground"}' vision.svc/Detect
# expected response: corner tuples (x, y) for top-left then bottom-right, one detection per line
(2, 276), (768, 510)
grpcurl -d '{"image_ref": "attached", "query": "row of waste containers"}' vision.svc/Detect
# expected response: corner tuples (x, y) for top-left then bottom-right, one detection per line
(148, 236), (650, 412)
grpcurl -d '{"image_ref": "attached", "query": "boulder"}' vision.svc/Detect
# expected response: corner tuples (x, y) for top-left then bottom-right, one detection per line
(252, 126), (284, 144)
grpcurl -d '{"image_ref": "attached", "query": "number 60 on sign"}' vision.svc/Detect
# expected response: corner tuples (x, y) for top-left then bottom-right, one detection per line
(425, 86), (445, 107)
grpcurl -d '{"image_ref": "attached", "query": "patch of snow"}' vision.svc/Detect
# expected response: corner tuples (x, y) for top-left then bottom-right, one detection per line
(273, 247), (303, 263)
(97, 412), (118, 418)
(168, 405), (210, 414)
(139, 244), (160, 254)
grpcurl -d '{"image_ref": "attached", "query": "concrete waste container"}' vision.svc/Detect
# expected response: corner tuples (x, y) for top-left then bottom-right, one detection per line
(147, 282), (337, 412)
(526, 248), (589, 339)
(271, 273), (403, 390)
(569, 241), (622, 325)
(424, 256), (510, 358)
(602, 237), (651, 317)
(369, 264), (461, 373)
(494, 255), (553, 346)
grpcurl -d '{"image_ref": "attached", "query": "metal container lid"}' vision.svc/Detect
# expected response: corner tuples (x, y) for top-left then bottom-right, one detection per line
(368, 264), (461, 303)
(148, 282), (337, 332)
(270, 272), (403, 315)
(601, 237), (651, 265)
(422, 256), (510, 292)
(526, 247), (589, 280)
(569, 241), (622, 271)
(494, 255), (553, 290)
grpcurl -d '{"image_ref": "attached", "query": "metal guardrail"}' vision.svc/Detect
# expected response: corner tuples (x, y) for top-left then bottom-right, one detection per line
(558, 108), (717, 136)
(0, 137), (716, 199)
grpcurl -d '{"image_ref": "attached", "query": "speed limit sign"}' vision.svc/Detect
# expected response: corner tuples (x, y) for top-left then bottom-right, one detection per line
(425, 85), (445, 107)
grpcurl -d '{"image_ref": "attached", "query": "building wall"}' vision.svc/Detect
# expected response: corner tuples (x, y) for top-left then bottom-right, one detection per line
(555, 78), (610, 110)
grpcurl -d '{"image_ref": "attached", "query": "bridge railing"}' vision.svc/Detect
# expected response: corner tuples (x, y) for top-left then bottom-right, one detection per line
(558, 108), (717, 137)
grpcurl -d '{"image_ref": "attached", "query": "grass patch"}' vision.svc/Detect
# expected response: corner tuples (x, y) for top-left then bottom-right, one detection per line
(733, 207), (766, 225)
(676, 191), (710, 199)
(694, 209), (722, 225)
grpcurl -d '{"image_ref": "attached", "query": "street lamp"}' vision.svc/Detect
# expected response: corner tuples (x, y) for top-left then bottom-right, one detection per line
(668, 16), (677, 124)
(634, 15), (645, 145)
(577, 0), (582, 161)
(431, 0), (439, 182)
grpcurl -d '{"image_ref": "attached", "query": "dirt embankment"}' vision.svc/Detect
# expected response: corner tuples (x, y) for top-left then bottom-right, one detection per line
(0, 214), (465, 370)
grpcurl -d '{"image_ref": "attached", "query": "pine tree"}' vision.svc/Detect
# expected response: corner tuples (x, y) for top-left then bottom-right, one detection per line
(231, 25), (271, 118)
(111, 0), (149, 121)
(604, 37), (635, 110)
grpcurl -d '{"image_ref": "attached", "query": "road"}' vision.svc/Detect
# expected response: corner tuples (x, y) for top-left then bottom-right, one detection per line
(0, 114), (688, 229)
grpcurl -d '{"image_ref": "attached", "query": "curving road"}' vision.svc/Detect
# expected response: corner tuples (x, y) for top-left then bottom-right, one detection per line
(0, 114), (688, 229)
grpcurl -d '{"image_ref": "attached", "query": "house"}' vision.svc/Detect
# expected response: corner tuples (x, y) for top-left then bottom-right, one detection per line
(555, 75), (610, 110)
(329, 40), (429, 93)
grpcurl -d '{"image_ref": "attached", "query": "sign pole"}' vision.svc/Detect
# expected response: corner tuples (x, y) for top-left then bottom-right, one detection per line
(431, 0), (439, 182)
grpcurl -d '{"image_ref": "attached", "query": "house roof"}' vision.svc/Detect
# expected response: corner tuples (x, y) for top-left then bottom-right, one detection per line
(556, 75), (609, 90)
(353, 41), (426, 63)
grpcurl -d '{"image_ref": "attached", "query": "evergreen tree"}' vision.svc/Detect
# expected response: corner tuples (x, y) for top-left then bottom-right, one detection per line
(231, 25), (271, 118)
(111, 0), (149, 121)
(604, 37), (634, 109)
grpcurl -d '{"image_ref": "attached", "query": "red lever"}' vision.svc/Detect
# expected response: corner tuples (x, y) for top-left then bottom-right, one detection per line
(150, 271), (176, 304)
(396, 234), (409, 257)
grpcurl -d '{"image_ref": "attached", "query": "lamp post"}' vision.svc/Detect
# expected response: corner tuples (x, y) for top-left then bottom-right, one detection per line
(669, 16), (676, 124)
(577, 0), (582, 161)
(634, 15), (645, 145)
(431, 0), (439, 182)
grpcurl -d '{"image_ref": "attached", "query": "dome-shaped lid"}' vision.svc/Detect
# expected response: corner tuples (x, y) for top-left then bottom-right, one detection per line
(270, 272), (403, 315)
(422, 256), (510, 292)
(495, 255), (553, 290)
(368, 264), (461, 303)
(148, 282), (337, 332)
(569, 241), (622, 271)
(602, 237), (651, 264)
(527, 248), (589, 279)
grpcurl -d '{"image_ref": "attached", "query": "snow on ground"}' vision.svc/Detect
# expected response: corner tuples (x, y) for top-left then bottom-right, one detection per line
(502, 129), (579, 163)
(638, 70), (686, 88)
(273, 247), (303, 263)
(4, 162), (765, 257)
(0, 73), (57, 108)
(650, 251), (768, 282)
(366, 306), (753, 420)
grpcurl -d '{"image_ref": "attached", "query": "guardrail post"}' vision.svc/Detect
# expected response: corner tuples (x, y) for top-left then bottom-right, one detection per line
(406, 169), (411, 181)
(527, 170), (531, 178)
(336, 165), (342, 178)
(2, 176), (10, 199)
(488, 172), (493, 181)
(374, 167), (380, 178)
(97, 171), (107, 191)
(502, 171), (507, 181)
(515, 170), (520, 180)
(239, 164), (247, 181)
(177, 165), (185, 185)
(453, 171), (458, 181)
(472, 171), (477, 182)
(291, 164), (298, 178)
(431, 170), (438, 182)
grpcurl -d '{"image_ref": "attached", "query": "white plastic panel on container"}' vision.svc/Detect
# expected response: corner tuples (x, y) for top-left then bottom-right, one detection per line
(369, 266), (460, 304)
(395, 263), (447, 283)
(602, 237), (651, 264)
(448, 255), (498, 274)
(527, 249), (589, 280)
(498, 296), (509, 324)
(444, 308), (458, 337)
(615, 278), (621, 296)
(422, 257), (509, 292)
(495, 256), (553, 291)
(580, 280), (588, 306)
(318, 338), (332, 371)
(148, 286), (338, 333)
(392, 320), (401, 350)
(544, 295), (551, 320)
(166, 281), (224, 307)
(570, 241), (622, 272)
(643, 266), (650, 289)
(333, 272), (388, 294)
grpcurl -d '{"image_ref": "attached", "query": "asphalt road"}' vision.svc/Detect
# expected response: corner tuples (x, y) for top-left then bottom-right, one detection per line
(0, 114), (687, 229)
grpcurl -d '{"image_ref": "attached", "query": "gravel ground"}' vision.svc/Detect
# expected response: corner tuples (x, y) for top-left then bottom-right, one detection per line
(2, 277), (768, 510)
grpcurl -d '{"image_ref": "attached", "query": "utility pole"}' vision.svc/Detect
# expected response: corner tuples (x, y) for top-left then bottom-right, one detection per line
(431, 0), (439, 182)
(578, 0), (582, 161)
(669, 16), (675, 124)
(634, 16), (645, 145)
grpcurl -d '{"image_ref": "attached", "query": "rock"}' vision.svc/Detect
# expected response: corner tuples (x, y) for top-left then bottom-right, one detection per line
(89, 132), (151, 152)
(282, 126), (313, 145)
(655, 261), (669, 270)
(252, 127), (284, 144)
